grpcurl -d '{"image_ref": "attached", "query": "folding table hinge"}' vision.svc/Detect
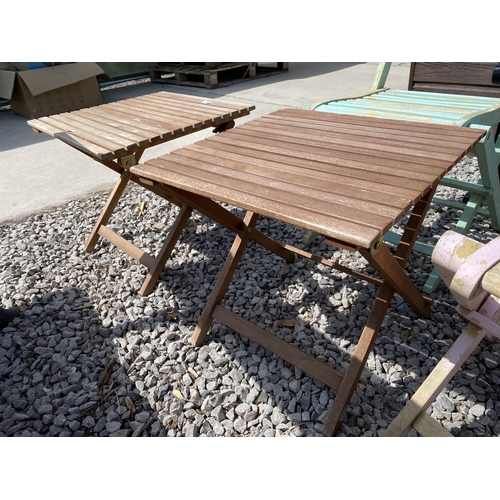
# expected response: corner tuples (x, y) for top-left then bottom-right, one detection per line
(213, 120), (235, 134)
(118, 154), (137, 170)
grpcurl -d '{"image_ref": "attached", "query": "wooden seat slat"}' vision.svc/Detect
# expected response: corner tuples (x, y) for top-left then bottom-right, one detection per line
(265, 110), (488, 143)
(376, 89), (500, 108)
(328, 96), (474, 116)
(81, 106), (184, 140)
(366, 94), (500, 127)
(230, 128), (469, 170)
(316, 101), (500, 128)
(81, 105), (177, 133)
(146, 92), (255, 117)
(157, 154), (394, 229)
(38, 115), (131, 155)
(30, 117), (115, 160)
(211, 134), (450, 182)
(112, 96), (244, 127)
(187, 133), (442, 192)
(111, 99), (207, 124)
(316, 92), (463, 116)
(77, 108), (167, 142)
(134, 99), (232, 122)
(316, 101), (470, 125)
(141, 91), (255, 115)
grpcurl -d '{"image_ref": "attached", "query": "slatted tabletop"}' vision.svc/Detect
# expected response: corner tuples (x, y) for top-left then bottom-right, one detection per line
(27, 91), (256, 161)
(131, 108), (485, 250)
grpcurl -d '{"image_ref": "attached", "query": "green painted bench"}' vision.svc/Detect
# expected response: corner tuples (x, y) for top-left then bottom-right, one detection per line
(303, 62), (500, 293)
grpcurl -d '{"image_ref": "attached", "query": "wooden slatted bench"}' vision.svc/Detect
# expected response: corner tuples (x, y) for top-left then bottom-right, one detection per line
(304, 62), (500, 293)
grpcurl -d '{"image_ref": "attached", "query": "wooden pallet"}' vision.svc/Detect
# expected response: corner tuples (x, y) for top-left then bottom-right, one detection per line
(149, 62), (288, 89)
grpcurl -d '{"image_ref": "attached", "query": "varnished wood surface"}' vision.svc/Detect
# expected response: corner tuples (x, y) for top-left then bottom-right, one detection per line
(131, 108), (485, 250)
(27, 91), (255, 161)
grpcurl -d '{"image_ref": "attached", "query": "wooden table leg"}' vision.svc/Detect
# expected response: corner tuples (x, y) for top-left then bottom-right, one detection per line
(85, 152), (145, 253)
(322, 282), (396, 436)
(360, 243), (432, 318)
(84, 172), (131, 253)
(192, 187), (436, 436)
(138, 204), (193, 296)
(323, 188), (435, 436)
(192, 211), (259, 346)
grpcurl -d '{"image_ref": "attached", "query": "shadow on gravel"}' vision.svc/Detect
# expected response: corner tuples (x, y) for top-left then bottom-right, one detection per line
(164, 210), (500, 437)
(1, 188), (499, 437)
(0, 287), (165, 437)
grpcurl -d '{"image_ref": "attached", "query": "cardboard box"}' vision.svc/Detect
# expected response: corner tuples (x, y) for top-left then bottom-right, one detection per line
(0, 62), (107, 118)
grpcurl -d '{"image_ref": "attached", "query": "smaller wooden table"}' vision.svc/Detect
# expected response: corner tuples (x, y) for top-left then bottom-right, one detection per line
(130, 109), (485, 435)
(28, 91), (255, 295)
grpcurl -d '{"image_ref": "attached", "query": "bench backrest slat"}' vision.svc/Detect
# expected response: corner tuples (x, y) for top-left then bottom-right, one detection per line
(409, 62), (500, 98)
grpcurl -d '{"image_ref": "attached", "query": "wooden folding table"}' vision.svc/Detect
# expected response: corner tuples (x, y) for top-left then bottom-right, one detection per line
(27, 91), (255, 296)
(129, 109), (485, 435)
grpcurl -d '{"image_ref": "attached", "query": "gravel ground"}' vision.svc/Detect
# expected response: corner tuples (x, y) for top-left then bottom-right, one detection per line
(1, 156), (499, 437)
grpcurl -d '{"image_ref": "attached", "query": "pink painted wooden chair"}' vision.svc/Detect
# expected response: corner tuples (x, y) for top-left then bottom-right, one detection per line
(384, 230), (500, 436)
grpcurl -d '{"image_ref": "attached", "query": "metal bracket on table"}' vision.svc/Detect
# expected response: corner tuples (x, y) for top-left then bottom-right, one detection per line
(369, 237), (384, 256)
(118, 154), (137, 170)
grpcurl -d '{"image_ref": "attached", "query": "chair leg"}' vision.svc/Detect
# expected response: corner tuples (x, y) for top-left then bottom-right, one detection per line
(383, 321), (485, 436)
(302, 229), (319, 245)
(473, 130), (500, 231)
